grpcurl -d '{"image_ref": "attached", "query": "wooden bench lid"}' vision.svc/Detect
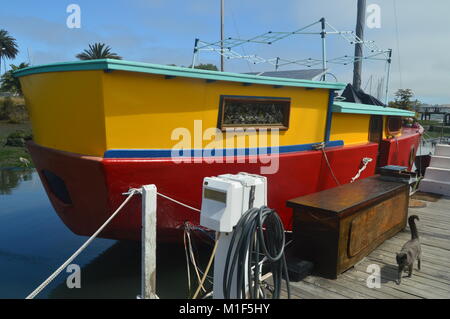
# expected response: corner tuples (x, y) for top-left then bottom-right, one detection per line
(286, 176), (407, 215)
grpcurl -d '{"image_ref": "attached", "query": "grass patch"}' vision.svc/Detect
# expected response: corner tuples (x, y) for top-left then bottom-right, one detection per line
(429, 125), (450, 134)
(0, 121), (33, 168)
(422, 124), (450, 140)
(423, 131), (450, 139)
(0, 146), (32, 168)
(417, 120), (440, 126)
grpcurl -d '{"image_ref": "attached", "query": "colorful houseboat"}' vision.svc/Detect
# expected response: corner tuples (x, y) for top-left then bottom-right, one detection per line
(15, 59), (419, 242)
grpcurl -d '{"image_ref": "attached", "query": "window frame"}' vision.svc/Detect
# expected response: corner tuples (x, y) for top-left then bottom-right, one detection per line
(386, 116), (403, 136)
(217, 95), (291, 131)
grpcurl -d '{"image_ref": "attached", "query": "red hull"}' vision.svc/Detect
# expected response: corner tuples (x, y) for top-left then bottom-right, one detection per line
(27, 131), (420, 242)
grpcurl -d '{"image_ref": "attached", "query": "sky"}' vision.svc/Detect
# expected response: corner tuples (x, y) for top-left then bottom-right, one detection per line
(1, 0), (449, 104)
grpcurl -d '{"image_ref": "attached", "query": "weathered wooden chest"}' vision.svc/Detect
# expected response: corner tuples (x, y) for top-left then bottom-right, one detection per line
(287, 176), (409, 279)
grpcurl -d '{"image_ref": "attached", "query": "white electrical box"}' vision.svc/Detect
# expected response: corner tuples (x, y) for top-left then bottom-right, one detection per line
(200, 172), (267, 232)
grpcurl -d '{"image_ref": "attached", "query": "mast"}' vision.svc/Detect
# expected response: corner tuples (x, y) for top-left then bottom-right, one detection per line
(352, 0), (366, 91)
(320, 17), (327, 81)
(220, 0), (224, 71)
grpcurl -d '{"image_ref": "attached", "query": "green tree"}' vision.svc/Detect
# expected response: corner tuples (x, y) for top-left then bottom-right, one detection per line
(190, 63), (219, 71)
(0, 62), (29, 95)
(0, 30), (19, 74)
(388, 89), (420, 111)
(76, 43), (122, 60)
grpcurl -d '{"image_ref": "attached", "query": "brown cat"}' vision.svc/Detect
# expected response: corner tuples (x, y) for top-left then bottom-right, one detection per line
(396, 215), (421, 285)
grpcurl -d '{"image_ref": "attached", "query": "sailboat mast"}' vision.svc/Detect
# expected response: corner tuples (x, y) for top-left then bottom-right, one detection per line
(353, 0), (366, 91)
(220, 0), (224, 71)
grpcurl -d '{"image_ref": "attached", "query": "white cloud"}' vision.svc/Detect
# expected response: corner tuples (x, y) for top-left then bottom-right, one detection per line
(2, 0), (449, 103)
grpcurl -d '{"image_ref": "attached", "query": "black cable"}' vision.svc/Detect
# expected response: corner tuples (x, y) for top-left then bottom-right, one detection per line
(222, 206), (291, 299)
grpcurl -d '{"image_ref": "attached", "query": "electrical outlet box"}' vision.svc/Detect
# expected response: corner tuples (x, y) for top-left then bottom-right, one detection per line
(200, 173), (267, 232)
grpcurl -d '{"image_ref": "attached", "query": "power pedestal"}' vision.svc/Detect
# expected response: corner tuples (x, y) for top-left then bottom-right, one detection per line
(200, 172), (267, 299)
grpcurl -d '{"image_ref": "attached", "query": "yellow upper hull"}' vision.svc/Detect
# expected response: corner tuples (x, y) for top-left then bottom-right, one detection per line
(17, 60), (406, 157)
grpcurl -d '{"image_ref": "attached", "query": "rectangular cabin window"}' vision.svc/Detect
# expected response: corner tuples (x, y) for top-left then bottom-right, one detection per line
(218, 95), (290, 130)
(386, 116), (402, 136)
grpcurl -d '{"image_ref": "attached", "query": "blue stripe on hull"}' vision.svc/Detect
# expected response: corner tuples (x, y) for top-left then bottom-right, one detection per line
(104, 140), (344, 159)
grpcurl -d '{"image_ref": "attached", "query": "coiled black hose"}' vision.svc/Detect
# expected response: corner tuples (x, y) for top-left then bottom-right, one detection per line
(222, 206), (290, 299)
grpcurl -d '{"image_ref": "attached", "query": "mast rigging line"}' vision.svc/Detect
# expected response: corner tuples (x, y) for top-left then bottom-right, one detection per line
(192, 18), (391, 79)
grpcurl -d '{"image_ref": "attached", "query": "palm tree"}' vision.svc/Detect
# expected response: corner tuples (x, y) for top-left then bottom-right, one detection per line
(76, 43), (122, 60)
(0, 29), (19, 73)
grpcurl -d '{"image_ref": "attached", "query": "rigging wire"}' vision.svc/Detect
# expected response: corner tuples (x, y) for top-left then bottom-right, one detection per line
(229, 4), (253, 72)
(194, 18), (391, 71)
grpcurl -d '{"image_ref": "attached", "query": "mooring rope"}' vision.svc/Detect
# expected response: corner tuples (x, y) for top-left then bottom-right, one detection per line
(321, 148), (341, 186)
(351, 157), (373, 183)
(25, 189), (139, 299)
(157, 192), (201, 213)
(312, 142), (340, 186)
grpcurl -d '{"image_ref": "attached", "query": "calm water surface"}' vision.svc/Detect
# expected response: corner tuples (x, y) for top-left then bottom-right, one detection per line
(0, 169), (193, 299)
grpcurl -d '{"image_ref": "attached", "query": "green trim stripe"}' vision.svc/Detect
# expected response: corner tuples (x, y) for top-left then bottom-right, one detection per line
(332, 101), (415, 117)
(13, 59), (347, 90)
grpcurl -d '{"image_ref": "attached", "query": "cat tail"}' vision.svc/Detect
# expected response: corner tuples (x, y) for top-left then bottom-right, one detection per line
(408, 215), (420, 239)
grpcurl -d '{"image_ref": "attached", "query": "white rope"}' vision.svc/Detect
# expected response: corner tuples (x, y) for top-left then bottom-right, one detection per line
(183, 229), (192, 294)
(157, 192), (201, 213)
(321, 148), (341, 186)
(192, 232), (220, 299)
(25, 189), (139, 299)
(351, 157), (373, 183)
(186, 229), (207, 294)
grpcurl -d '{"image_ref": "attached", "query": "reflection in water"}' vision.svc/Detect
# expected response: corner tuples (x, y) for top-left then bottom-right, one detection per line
(0, 168), (33, 195)
(49, 241), (141, 299)
(48, 241), (193, 299)
(0, 168), (207, 299)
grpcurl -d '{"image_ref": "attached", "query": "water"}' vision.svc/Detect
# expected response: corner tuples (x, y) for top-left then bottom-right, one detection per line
(0, 169), (195, 299)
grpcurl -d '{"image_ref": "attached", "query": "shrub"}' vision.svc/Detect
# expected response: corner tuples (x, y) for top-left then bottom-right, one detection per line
(5, 130), (33, 147)
(0, 97), (28, 123)
(0, 97), (14, 120)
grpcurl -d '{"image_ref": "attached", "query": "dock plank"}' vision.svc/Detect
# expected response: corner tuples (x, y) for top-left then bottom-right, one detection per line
(282, 196), (450, 299)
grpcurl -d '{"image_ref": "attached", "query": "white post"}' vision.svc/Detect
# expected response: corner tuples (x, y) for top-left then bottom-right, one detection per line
(213, 232), (249, 299)
(141, 185), (158, 299)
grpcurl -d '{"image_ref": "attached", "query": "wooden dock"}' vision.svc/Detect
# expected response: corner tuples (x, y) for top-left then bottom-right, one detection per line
(282, 194), (450, 299)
